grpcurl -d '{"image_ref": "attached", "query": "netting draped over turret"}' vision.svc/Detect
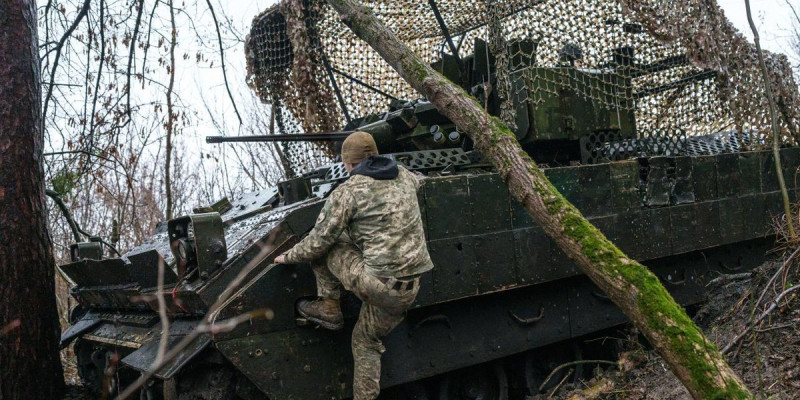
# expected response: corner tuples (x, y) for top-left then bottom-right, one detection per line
(246, 0), (800, 172)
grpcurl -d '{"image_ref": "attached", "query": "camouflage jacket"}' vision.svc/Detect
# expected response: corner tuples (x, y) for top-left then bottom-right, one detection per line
(284, 164), (433, 278)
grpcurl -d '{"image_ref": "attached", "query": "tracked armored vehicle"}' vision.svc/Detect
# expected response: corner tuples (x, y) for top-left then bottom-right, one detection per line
(58, 1), (800, 399)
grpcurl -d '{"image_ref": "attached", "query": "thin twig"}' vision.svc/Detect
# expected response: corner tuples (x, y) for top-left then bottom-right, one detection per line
(43, 150), (111, 162)
(154, 257), (170, 365)
(783, 1), (800, 36)
(538, 360), (617, 393)
(205, 0), (242, 125)
(547, 369), (573, 398)
(45, 189), (121, 256)
(722, 284), (800, 354)
(745, 0), (795, 239)
(43, 0), (91, 121)
(85, 0), (107, 172)
(754, 248), (800, 314)
(126, 0), (145, 119)
(140, 0), (159, 85)
(116, 239), (280, 399)
(566, 351), (646, 400)
(754, 322), (794, 333)
(706, 272), (751, 287)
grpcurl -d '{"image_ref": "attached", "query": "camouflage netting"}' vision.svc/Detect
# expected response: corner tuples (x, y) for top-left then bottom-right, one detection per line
(245, 0), (800, 173)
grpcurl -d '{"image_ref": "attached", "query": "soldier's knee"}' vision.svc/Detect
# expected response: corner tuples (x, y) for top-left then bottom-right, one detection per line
(352, 325), (384, 354)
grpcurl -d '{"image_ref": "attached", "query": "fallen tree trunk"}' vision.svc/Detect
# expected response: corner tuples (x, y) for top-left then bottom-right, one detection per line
(325, 1), (752, 398)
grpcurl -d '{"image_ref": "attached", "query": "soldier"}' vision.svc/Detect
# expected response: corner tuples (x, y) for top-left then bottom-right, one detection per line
(274, 131), (433, 400)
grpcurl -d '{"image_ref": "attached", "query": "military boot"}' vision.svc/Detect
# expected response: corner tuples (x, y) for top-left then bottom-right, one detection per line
(297, 298), (344, 330)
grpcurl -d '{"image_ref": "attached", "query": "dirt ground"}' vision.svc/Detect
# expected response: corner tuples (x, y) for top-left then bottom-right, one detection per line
(540, 259), (800, 400)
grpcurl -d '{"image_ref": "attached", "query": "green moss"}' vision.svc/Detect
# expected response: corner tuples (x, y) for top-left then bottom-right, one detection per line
(408, 61), (429, 83)
(489, 116), (516, 138)
(530, 169), (752, 399)
(485, 116), (517, 146)
(51, 169), (79, 196)
(466, 97), (483, 112)
(709, 382), (752, 400)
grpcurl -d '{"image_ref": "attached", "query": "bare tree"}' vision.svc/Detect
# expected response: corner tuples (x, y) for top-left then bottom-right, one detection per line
(39, 0), (280, 262)
(37, 4), (295, 355)
(0, 1), (65, 398)
(164, 0), (178, 220)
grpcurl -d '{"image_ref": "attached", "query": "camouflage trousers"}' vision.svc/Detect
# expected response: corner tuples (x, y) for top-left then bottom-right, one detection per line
(313, 241), (420, 400)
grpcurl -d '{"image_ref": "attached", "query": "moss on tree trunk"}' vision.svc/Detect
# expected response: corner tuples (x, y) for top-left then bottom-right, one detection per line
(325, 0), (753, 398)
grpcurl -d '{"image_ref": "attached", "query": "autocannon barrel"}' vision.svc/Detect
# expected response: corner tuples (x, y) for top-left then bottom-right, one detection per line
(206, 132), (354, 144)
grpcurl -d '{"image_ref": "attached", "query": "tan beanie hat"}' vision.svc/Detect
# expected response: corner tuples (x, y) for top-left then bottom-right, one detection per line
(341, 131), (378, 164)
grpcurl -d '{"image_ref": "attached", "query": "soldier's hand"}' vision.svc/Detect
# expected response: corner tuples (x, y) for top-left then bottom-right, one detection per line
(274, 254), (287, 264)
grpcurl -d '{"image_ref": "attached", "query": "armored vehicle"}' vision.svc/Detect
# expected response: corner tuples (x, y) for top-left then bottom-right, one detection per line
(58, 1), (800, 399)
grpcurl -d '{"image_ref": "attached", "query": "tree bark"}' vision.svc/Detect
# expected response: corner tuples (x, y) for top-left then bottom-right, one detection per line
(325, 1), (752, 398)
(165, 0), (177, 220)
(0, 1), (65, 399)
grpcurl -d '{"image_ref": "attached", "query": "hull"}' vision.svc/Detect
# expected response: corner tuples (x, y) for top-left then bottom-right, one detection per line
(63, 148), (786, 398)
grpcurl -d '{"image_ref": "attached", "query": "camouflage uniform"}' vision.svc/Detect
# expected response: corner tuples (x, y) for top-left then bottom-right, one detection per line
(284, 165), (433, 400)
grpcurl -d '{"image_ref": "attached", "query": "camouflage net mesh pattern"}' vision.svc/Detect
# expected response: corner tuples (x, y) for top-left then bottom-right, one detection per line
(246, 0), (800, 172)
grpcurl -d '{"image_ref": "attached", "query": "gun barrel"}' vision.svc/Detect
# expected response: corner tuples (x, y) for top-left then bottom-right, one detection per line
(206, 132), (353, 144)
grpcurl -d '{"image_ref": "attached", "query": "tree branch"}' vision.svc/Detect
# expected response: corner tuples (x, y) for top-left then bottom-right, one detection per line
(745, 0), (795, 239)
(45, 189), (82, 243)
(86, 0), (107, 169)
(44, 189), (121, 256)
(164, 0), (177, 220)
(42, 0), (91, 121)
(204, 0), (242, 125)
(126, 0), (146, 119)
